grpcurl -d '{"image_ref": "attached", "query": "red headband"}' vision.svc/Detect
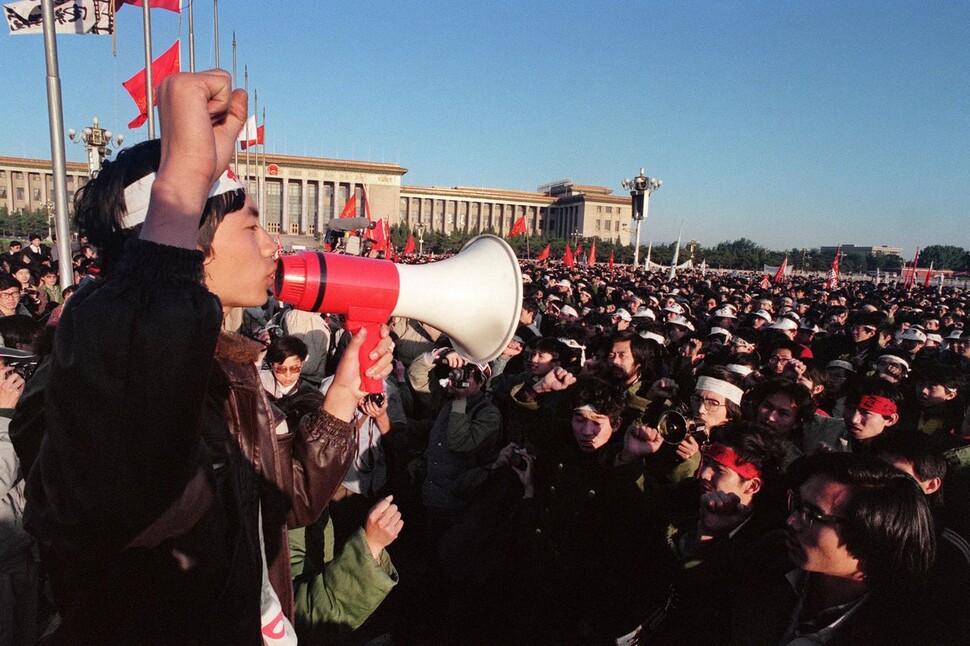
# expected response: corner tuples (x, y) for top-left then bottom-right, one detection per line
(857, 394), (897, 417)
(701, 443), (761, 481)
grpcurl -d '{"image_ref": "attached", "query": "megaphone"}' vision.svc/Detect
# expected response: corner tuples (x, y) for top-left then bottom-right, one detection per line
(275, 234), (522, 392)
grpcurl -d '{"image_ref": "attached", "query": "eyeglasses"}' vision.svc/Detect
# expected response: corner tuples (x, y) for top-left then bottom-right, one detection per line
(691, 394), (724, 411)
(0, 290), (20, 300)
(272, 365), (303, 375)
(787, 489), (844, 527)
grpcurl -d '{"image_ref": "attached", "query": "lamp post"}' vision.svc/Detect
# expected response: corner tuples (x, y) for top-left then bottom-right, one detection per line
(689, 239), (698, 264)
(68, 116), (124, 177)
(621, 168), (662, 267)
(416, 223), (426, 256)
(570, 229), (581, 248)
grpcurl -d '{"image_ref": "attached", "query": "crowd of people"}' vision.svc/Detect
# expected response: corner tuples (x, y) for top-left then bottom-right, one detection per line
(0, 69), (968, 645)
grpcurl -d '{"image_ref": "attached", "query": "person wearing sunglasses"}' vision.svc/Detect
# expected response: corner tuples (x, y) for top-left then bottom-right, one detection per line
(260, 335), (325, 434)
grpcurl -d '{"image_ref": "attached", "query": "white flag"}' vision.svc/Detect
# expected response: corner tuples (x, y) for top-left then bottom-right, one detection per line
(5, 0), (113, 35)
(237, 114), (258, 143)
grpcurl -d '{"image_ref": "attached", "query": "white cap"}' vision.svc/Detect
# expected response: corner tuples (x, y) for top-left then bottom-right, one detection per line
(769, 318), (798, 331)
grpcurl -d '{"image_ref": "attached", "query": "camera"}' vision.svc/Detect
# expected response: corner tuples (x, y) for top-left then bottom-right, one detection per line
(447, 366), (476, 389)
(5, 356), (38, 382)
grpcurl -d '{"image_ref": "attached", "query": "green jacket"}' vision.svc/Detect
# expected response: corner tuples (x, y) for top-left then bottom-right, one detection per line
(289, 510), (398, 642)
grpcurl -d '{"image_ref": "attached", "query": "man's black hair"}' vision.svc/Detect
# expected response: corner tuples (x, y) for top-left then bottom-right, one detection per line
(265, 335), (309, 365)
(788, 452), (936, 591)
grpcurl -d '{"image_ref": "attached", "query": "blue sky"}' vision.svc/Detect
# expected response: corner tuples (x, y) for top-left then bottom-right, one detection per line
(1, 0), (967, 255)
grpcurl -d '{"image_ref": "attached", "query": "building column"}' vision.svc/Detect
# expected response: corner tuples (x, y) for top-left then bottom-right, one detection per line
(301, 179), (309, 234)
(280, 175), (290, 234)
(317, 181), (325, 238)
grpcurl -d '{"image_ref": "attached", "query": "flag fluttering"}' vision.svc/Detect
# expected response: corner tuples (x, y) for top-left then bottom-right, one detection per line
(563, 244), (574, 268)
(507, 216), (527, 238)
(238, 114), (264, 150)
(403, 234), (416, 255)
(825, 246), (841, 290)
(6, 0), (114, 35)
(774, 256), (788, 284)
(122, 40), (180, 128)
(608, 250), (614, 270)
(339, 195), (356, 219)
(536, 244), (550, 262)
(587, 239), (596, 267)
(923, 261), (934, 289)
(115, 0), (180, 12)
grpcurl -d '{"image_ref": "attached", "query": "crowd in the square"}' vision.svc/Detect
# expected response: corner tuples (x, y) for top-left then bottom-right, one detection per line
(0, 70), (968, 645)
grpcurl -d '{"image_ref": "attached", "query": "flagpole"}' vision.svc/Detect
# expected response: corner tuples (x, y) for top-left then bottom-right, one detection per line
(187, 0), (196, 71)
(260, 106), (266, 216)
(244, 67), (250, 185)
(40, 0), (72, 289)
(232, 35), (238, 174)
(253, 90), (258, 201)
(142, 0), (156, 138)
(213, 0), (219, 68)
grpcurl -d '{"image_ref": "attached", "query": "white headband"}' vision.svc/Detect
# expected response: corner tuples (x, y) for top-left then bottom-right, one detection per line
(573, 405), (602, 415)
(121, 167), (247, 229)
(695, 376), (744, 406)
(639, 331), (666, 345)
(725, 364), (754, 377)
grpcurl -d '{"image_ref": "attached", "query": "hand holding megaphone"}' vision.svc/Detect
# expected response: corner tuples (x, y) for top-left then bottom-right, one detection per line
(321, 325), (395, 421)
(275, 235), (522, 394)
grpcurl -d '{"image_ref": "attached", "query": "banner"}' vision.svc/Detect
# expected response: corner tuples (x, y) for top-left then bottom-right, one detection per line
(5, 0), (113, 35)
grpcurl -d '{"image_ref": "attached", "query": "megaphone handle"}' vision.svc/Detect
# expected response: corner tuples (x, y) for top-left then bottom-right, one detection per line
(346, 320), (385, 394)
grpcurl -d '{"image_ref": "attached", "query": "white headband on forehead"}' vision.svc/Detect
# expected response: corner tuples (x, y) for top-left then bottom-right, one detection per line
(695, 376), (744, 406)
(121, 167), (247, 230)
(725, 363), (754, 377)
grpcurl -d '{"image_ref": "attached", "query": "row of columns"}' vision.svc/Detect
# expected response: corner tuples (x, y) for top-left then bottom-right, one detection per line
(400, 197), (544, 236)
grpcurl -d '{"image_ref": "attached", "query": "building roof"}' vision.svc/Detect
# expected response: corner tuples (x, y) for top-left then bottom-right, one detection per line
(0, 156), (87, 173)
(262, 153), (408, 176)
(401, 184), (556, 204)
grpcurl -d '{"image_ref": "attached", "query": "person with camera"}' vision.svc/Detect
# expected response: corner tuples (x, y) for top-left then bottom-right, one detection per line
(0, 350), (36, 645)
(260, 335), (326, 434)
(409, 347), (501, 530)
(21, 70), (395, 643)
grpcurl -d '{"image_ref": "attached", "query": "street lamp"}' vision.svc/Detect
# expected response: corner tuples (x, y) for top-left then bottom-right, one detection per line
(68, 116), (124, 177)
(621, 167), (662, 267)
(689, 239), (698, 264)
(416, 223), (426, 256)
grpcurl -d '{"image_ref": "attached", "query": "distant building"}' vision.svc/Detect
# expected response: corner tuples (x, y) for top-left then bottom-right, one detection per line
(0, 154), (632, 245)
(820, 244), (902, 257)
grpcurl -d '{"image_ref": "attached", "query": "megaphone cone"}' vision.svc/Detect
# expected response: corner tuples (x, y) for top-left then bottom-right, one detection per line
(275, 234), (522, 391)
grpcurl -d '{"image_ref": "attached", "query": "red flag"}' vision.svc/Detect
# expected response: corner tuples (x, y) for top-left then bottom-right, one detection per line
(608, 250), (614, 270)
(825, 246), (841, 290)
(774, 256), (788, 284)
(403, 234), (416, 255)
(536, 243), (550, 262)
(563, 244), (575, 268)
(574, 243), (583, 257)
(122, 40), (180, 128)
(923, 261), (934, 289)
(507, 215), (526, 238)
(116, 0), (181, 13)
(240, 125), (264, 150)
(904, 248), (920, 289)
(339, 194), (356, 219)
(587, 239), (596, 267)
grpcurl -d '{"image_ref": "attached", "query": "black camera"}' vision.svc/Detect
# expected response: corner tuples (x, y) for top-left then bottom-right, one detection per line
(6, 356), (38, 382)
(447, 366), (476, 389)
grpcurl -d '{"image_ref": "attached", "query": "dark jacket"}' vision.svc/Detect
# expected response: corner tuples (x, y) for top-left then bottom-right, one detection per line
(22, 239), (353, 643)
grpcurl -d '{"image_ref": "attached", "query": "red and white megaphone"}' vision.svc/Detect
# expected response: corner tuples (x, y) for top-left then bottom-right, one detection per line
(274, 234), (522, 393)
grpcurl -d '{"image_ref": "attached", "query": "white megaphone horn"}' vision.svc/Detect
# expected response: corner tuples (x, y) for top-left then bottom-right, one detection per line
(274, 234), (523, 392)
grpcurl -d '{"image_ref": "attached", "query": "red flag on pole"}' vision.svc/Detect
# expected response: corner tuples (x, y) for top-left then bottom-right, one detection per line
(116, 0), (181, 13)
(608, 250), (614, 270)
(563, 244), (575, 268)
(923, 261), (934, 289)
(240, 125), (264, 150)
(536, 243), (550, 262)
(403, 234), (416, 255)
(587, 239), (596, 267)
(574, 243), (583, 257)
(825, 246), (841, 290)
(122, 40), (180, 128)
(904, 248), (920, 289)
(507, 216), (526, 238)
(774, 256), (788, 284)
(339, 194), (356, 219)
